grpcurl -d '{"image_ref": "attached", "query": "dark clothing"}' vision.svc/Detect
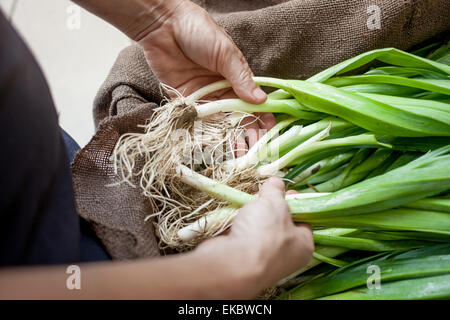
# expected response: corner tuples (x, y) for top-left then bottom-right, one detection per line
(0, 12), (108, 266)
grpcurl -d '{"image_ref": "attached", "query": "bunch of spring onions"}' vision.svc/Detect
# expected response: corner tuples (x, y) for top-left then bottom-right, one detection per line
(112, 41), (450, 299)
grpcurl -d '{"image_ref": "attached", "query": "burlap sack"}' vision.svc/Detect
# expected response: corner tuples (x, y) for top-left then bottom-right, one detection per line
(72, 0), (450, 260)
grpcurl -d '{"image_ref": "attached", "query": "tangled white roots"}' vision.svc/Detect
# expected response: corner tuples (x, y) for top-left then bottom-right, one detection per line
(110, 93), (263, 250)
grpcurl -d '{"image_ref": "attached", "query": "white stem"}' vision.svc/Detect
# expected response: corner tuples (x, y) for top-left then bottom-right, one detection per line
(313, 227), (357, 236)
(266, 125), (302, 160)
(196, 100), (238, 118)
(195, 98), (300, 118)
(223, 118), (296, 171)
(257, 123), (332, 176)
(178, 207), (238, 242)
(186, 80), (232, 102)
(186, 77), (291, 103)
(177, 165), (255, 206)
(285, 193), (330, 200)
(178, 192), (330, 243)
(186, 76), (288, 102)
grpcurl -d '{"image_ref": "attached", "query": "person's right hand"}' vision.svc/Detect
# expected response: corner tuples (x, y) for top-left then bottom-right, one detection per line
(137, 0), (266, 104)
(74, 0), (276, 152)
(197, 177), (314, 295)
(135, 0), (277, 153)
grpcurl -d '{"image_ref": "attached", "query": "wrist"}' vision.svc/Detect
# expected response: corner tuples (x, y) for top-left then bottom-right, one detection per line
(73, 0), (187, 41)
(129, 0), (187, 42)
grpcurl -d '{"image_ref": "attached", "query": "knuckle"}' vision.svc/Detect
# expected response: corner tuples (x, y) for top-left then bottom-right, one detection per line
(256, 197), (274, 210)
(235, 65), (252, 84)
(280, 231), (298, 252)
(276, 201), (291, 216)
(240, 200), (259, 212)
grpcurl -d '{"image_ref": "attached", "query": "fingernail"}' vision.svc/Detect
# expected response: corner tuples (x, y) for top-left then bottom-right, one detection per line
(252, 87), (267, 103)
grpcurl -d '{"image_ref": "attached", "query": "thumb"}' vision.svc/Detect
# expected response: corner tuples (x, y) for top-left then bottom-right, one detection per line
(259, 177), (286, 200)
(217, 36), (267, 104)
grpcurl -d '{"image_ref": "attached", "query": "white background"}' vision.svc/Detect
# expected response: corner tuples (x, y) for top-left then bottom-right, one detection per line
(1, 0), (131, 147)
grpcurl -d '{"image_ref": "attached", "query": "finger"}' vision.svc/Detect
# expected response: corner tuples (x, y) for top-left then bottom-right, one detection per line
(257, 113), (277, 131)
(246, 126), (260, 149)
(168, 73), (223, 98)
(235, 133), (248, 157)
(286, 190), (298, 195)
(201, 87), (235, 101)
(217, 88), (238, 100)
(206, 112), (226, 121)
(240, 116), (260, 148)
(259, 177), (285, 200)
(257, 127), (267, 142)
(216, 35), (267, 104)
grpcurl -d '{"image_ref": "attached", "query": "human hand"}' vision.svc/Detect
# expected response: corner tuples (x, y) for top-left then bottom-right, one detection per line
(137, 0), (266, 104)
(74, 0), (276, 144)
(136, 0), (276, 149)
(197, 177), (314, 295)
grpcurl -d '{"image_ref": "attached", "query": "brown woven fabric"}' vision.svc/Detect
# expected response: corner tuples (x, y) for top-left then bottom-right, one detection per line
(72, 0), (450, 260)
